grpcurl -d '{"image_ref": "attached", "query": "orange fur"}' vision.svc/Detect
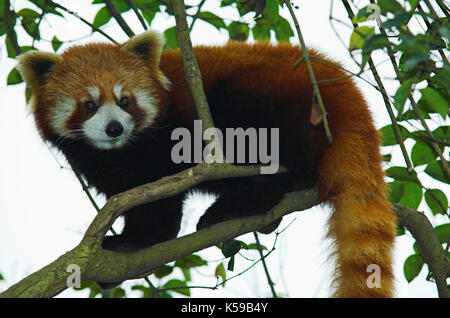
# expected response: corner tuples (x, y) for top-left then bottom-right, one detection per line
(18, 32), (397, 297)
(161, 43), (397, 297)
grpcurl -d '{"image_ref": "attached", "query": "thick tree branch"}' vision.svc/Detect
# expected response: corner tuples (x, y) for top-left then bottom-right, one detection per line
(395, 204), (450, 298)
(0, 165), (319, 298)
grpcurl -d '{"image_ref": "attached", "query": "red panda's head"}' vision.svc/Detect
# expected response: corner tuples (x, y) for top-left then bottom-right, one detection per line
(17, 31), (170, 150)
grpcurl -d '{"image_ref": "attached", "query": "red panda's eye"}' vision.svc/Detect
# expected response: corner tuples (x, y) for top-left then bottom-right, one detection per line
(84, 101), (98, 113)
(119, 96), (129, 109)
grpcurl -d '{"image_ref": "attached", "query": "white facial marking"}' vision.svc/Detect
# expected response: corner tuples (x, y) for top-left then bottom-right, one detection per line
(82, 104), (135, 150)
(86, 86), (100, 102)
(113, 84), (123, 100)
(50, 96), (76, 136)
(133, 89), (158, 128)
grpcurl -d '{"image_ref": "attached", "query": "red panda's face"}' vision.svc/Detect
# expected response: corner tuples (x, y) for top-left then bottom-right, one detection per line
(17, 31), (169, 150)
(46, 68), (161, 150)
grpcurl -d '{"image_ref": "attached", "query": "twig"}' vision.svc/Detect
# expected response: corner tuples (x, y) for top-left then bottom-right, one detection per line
(253, 232), (277, 298)
(125, 0), (148, 31)
(341, 0), (414, 173)
(417, 2), (448, 63)
(189, 0), (207, 32)
(4, 0), (22, 56)
(282, 0), (333, 144)
(104, 0), (135, 38)
(435, 0), (450, 18)
(44, 0), (118, 44)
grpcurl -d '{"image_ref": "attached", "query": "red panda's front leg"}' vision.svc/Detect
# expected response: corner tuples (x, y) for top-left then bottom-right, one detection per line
(196, 173), (294, 233)
(102, 193), (186, 253)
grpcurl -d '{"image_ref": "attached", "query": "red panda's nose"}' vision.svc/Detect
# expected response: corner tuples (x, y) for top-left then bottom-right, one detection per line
(105, 120), (124, 138)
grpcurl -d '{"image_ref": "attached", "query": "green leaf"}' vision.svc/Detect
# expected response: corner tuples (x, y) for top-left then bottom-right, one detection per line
(154, 265), (173, 278)
(377, 0), (404, 14)
(399, 181), (422, 210)
(388, 181), (405, 203)
(402, 54), (430, 71)
(425, 189), (448, 216)
(349, 26), (375, 51)
(227, 255), (235, 271)
(381, 12), (412, 30)
(274, 16), (293, 42)
(221, 239), (242, 258)
(163, 279), (190, 297)
(92, 6), (111, 28)
(175, 254), (207, 268)
(0, 272), (4, 280)
(131, 285), (151, 298)
(396, 225), (405, 236)
(362, 34), (391, 60)
(407, 0), (419, 10)
(262, 0), (279, 24)
(434, 224), (450, 244)
(432, 126), (449, 144)
(247, 243), (267, 250)
(385, 166), (419, 183)
(425, 160), (450, 184)
(111, 287), (125, 298)
(74, 280), (102, 298)
(214, 263), (226, 285)
(113, 0), (130, 12)
(228, 21), (250, 41)
(393, 78), (414, 114)
(352, 5), (378, 23)
(252, 18), (271, 42)
(411, 141), (437, 166)
(51, 35), (63, 52)
(419, 87), (449, 120)
(379, 124), (410, 146)
(403, 254), (424, 283)
(164, 27), (178, 49)
(17, 8), (40, 23)
(196, 11), (226, 30)
(7, 68), (23, 85)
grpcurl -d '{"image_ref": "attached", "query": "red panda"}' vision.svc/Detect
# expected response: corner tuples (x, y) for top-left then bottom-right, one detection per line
(17, 31), (396, 297)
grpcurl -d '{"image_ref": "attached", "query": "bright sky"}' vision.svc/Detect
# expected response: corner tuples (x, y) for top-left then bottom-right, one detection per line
(0, 0), (446, 298)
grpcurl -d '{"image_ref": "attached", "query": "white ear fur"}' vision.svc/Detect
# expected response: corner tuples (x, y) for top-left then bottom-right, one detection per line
(17, 51), (63, 86)
(17, 51), (63, 112)
(121, 31), (171, 90)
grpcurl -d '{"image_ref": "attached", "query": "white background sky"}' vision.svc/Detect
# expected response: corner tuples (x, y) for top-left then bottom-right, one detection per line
(0, 0), (448, 298)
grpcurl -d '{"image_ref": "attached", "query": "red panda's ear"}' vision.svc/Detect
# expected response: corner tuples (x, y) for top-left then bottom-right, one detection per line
(121, 31), (170, 90)
(17, 51), (63, 89)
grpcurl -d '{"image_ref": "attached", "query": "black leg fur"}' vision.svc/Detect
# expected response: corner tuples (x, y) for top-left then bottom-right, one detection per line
(196, 173), (294, 233)
(102, 193), (186, 253)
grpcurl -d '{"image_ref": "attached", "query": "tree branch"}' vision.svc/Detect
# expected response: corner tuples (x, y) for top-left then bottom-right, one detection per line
(282, 0), (333, 144)
(0, 164), (319, 297)
(104, 0), (135, 38)
(341, 0), (415, 173)
(4, 0), (22, 56)
(45, 0), (118, 44)
(395, 204), (450, 298)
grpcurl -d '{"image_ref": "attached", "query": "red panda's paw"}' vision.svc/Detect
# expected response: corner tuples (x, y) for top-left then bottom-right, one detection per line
(102, 234), (141, 253)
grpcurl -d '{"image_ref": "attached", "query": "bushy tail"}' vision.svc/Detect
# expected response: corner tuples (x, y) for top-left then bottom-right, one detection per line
(318, 131), (397, 298)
